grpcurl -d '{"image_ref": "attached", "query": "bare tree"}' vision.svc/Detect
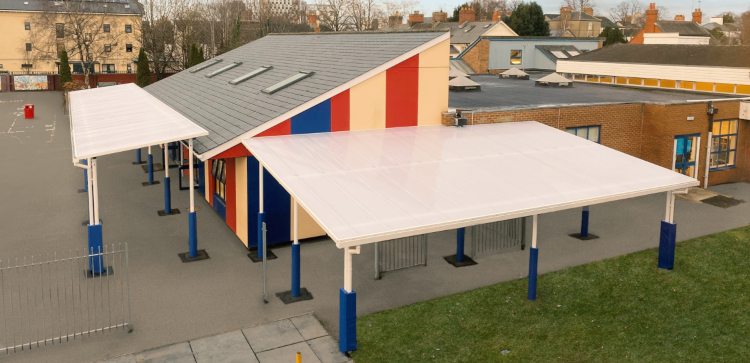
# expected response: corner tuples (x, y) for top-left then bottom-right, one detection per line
(348, 0), (380, 31)
(141, 0), (183, 79)
(609, 0), (643, 25)
(317, 0), (350, 31)
(563, 0), (594, 13)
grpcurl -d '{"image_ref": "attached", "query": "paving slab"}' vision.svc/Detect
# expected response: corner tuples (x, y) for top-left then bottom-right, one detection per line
(242, 319), (304, 353)
(190, 331), (258, 363)
(134, 342), (195, 363)
(307, 336), (352, 363)
(291, 314), (328, 341)
(255, 342), (321, 363)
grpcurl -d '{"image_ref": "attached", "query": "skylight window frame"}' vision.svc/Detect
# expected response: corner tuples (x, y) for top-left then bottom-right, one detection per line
(205, 61), (242, 78)
(229, 66), (273, 85)
(189, 58), (223, 73)
(551, 50), (569, 59)
(262, 71), (315, 95)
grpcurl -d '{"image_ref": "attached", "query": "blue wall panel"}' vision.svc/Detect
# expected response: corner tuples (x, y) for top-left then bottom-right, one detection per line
(213, 194), (226, 221)
(247, 156), (291, 249)
(291, 99), (331, 134)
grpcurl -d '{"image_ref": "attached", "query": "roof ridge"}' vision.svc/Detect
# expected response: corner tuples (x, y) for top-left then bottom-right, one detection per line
(266, 30), (449, 36)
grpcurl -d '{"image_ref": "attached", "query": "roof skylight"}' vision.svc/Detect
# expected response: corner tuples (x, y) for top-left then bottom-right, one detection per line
(205, 62), (242, 78)
(551, 50), (568, 59)
(189, 58), (222, 73)
(262, 71), (314, 94)
(229, 66), (273, 85)
(567, 50), (580, 56)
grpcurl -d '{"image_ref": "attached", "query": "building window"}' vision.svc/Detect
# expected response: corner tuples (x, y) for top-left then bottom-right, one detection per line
(25, 43), (32, 52)
(566, 125), (601, 143)
(56, 42), (65, 56)
(510, 50), (522, 65)
(212, 159), (227, 200)
(126, 44), (133, 52)
(102, 64), (116, 73)
(127, 63), (132, 73)
(103, 24), (110, 33)
(125, 24), (132, 33)
(24, 22), (30, 30)
(710, 119), (738, 170)
(56, 23), (64, 38)
(104, 44), (112, 53)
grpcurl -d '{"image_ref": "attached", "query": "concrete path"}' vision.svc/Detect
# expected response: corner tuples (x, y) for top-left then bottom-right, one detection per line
(101, 314), (349, 363)
(2, 92), (750, 363)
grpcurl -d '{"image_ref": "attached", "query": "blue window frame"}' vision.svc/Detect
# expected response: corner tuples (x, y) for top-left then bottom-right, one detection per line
(710, 119), (738, 170)
(566, 125), (601, 143)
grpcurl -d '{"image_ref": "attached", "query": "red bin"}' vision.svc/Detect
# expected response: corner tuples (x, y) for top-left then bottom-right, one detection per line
(24, 104), (34, 119)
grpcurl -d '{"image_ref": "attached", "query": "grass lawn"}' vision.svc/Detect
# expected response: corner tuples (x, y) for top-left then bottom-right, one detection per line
(352, 226), (750, 362)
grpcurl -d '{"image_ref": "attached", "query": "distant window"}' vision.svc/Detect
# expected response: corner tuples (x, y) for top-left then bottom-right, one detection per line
(126, 44), (133, 52)
(125, 24), (132, 33)
(24, 22), (30, 30)
(102, 64), (116, 73)
(212, 159), (226, 200)
(103, 24), (110, 33)
(566, 125), (601, 143)
(25, 43), (32, 52)
(127, 63), (132, 73)
(510, 50), (522, 65)
(56, 42), (64, 56)
(710, 119), (738, 170)
(104, 44), (112, 53)
(56, 23), (64, 38)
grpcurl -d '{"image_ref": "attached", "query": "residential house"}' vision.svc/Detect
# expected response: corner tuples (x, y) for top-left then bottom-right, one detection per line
(546, 6), (602, 37)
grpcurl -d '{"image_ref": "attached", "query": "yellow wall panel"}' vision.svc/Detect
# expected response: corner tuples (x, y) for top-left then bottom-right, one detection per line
(695, 82), (713, 92)
(292, 202), (327, 240)
(660, 79), (676, 88)
(680, 81), (695, 90)
(418, 40), (449, 126)
(628, 77), (643, 85)
(643, 79), (659, 87)
(349, 72), (386, 130)
(599, 76), (612, 83)
(715, 83), (734, 94)
(616, 77), (627, 84)
(235, 157), (248, 247)
(736, 85), (750, 95)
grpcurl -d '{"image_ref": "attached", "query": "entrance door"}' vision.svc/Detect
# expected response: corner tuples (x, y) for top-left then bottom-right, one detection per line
(674, 134), (700, 176)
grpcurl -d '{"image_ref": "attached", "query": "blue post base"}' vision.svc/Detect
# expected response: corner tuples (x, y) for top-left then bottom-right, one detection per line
(569, 207), (599, 240)
(528, 247), (539, 301)
(658, 221), (677, 270)
(339, 289), (357, 353)
(444, 227), (477, 267)
(87, 224), (104, 275)
(132, 149), (145, 165)
(148, 154), (154, 184)
(157, 177), (181, 216)
(291, 243), (301, 297)
(178, 211), (210, 263)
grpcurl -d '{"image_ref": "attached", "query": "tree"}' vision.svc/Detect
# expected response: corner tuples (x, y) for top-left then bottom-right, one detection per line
(742, 11), (750, 45)
(188, 44), (205, 68)
(136, 48), (152, 87)
(59, 50), (73, 84)
(599, 26), (625, 46)
(609, 0), (643, 25)
(141, 0), (180, 81)
(349, 0), (380, 31)
(317, 0), (350, 31)
(508, 2), (549, 36)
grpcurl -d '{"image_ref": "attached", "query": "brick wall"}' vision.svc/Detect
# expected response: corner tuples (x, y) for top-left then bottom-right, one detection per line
(460, 39), (489, 74)
(443, 100), (747, 186)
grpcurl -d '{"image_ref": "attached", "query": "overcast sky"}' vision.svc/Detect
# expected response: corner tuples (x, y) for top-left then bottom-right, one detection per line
(419, 1), (750, 20)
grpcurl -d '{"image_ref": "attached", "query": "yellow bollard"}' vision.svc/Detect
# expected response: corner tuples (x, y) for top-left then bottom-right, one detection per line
(296, 351), (302, 363)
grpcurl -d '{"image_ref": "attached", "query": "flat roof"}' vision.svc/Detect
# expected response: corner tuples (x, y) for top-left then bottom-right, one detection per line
(244, 122), (697, 248)
(69, 84), (208, 160)
(449, 74), (739, 109)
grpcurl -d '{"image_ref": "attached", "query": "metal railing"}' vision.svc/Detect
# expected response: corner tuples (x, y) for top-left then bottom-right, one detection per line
(0, 243), (132, 354)
(468, 218), (526, 258)
(374, 235), (428, 279)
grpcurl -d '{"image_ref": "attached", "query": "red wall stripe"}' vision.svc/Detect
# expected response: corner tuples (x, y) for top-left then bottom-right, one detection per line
(225, 159), (237, 232)
(214, 144), (252, 159)
(386, 55), (419, 128)
(207, 159), (215, 207)
(331, 90), (350, 132)
(258, 120), (291, 137)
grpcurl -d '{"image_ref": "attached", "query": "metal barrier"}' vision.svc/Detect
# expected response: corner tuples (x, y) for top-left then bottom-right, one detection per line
(374, 235), (428, 279)
(0, 244), (132, 354)
(468, 218), (526, 258)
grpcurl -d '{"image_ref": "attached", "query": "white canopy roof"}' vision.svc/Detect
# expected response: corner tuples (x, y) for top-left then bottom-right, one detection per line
(244, 122), (697, 248)
(69, 83), (208, 160)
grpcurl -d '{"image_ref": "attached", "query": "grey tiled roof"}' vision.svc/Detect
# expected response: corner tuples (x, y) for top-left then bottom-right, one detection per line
(656, 21), (711, 36)
(564, 44), (750, 68)
(145, 31), (447, 155)
(0, 0), (143, 15)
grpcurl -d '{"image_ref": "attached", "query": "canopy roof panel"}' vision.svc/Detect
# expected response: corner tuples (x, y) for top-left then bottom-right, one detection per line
(69, 83), (208, 160)
(244, 122), (698, 248)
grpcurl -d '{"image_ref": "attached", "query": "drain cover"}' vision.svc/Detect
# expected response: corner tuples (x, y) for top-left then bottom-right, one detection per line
(702, 195), (744, 208)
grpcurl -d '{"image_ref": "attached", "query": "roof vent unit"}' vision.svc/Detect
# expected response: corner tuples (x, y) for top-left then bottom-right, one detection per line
(535, 72), (573, 87)
(205, 62), (242, 78)
(262, 71), (314, 94)
(229, 66), (272, 85)
(499, 67), (529, 80)
(189, 58), (222, 73)
(449, 76), (481, 91)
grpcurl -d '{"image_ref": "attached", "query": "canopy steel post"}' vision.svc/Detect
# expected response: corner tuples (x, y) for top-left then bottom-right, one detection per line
(79, 159), (88, 193)
(179, 139), (209, 263)
(704, 132), (712, 188)
(143, 146), (159, 186)
(133, 148), (144, 165)
(249, 162), (276, 262)
(86, 157), (109, 277)
(158, 144), (179, 216)
(444, 227), (476, 267)
(339, 246), (360, 354)
(571, 206), (598, 240)
(693, 136), (701, 180)
(277, 198), (313, 304)
(658, 191), (677, 270)
(528, 214), (539, 301)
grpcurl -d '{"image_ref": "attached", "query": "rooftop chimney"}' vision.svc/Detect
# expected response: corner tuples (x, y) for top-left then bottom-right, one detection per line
(388, 12), (403, 28)
(432, 10), (448, 23)
(644, 3), (658, 32)
(408, 11), (424, 26)
(459, 6), (476, 23)
(560, 6), (572, 20)
(692, 8), (702, 24)
(582, 7), (594, 16)
(306, 12), (319, 32)
(674, 14), (685, 21)
(492, 9), (502, 23)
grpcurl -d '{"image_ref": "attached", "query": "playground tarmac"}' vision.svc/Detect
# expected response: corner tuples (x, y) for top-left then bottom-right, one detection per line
(1, 91), (750, 362)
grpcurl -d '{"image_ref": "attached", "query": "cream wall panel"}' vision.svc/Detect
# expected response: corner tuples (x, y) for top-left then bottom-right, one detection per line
(349, 71), (386, 130)
(557, 60), (750, 85)
(418, 40), (449, 126)
(235, 157), (249, 247)
(292, 201), (327, 240)
(204, 160), (211, 203)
